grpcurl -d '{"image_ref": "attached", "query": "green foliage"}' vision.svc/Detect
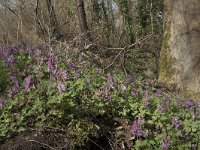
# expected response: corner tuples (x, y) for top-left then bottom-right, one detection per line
(0, 46), (199, 149)
(0, 61), (10, 93)
(118, 0), (135, 43)
(136, 0), (163, 37)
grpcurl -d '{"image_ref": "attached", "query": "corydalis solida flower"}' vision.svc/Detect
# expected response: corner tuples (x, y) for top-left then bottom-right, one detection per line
(0, 47), (4, 59)
(54, 69), (62, 79)
(143, 92), (150, 108)
(0, 97), (3, 109)
(124, 75), (134, 84)
(75, 70), (81, 78)
(131, 88), (137, 97)
(107, 73), (115, 89)
(186, 99), (194, 108)
(130, 116), (144, 138)
(67, 58), (75, 68)
(7, 87), (15, 98)
(24, 76), (33, 91)
(172, 116), (181, 129)
(162, 137), (171, 150)
(47, 56), (53, 72)
(57, 82), (66, 93)
(9, 74), (20, 91)
(155, 89), (162, 97)
(62, 70), (68, 80)
(86, 76), (92, 84)
(158, 98), (170, 112)
(146, 79), (153, 86)
(103, 84), (112, 101)
(6, 55), (15, 65)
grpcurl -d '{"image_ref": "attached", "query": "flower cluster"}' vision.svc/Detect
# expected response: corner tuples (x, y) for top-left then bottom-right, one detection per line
(130, 116), (144, 138)
(157, 98), (170, 112)
(172, 116), (181, 129)
(162, 137), (171, 150)
(0, 44), (199, 150)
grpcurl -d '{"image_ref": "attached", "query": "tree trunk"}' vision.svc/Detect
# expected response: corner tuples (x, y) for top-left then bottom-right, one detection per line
(76, 0), (91, 40)
(46, 0), (62, 41)
(159, 0), (200, 98)
(118, 0), (135, 44)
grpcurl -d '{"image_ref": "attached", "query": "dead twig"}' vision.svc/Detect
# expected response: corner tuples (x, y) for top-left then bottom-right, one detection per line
(104, 35), (153, 71)
(87, 137), (106, 150)
(27, 139), (57, 150)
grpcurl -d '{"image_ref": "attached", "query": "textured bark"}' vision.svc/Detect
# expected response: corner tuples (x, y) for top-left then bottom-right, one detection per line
(159, 0), (200, 98)
(118, 0), (135, 44)
(46, 0), (62, 40)
(76, 0), (91, 40)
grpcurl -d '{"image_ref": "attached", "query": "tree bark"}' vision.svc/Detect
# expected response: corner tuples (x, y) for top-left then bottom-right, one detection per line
(118, 0), (135, 44)
(159, 0), (200, 98)
(46, 0), (62, 40)
(76, 0), (91, 40)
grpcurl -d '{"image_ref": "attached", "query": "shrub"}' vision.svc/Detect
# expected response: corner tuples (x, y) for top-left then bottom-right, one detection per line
(0, 61), (10, 93)
(0, 45), (199, 149)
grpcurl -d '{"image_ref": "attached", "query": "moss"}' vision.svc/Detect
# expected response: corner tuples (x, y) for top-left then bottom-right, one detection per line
(159, 22), (176, 82)
(159, 26), (200, 99)
(181, 87), (200, 99)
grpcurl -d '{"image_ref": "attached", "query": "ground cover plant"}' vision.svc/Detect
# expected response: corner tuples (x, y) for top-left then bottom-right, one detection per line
(0, 44), (199, 149)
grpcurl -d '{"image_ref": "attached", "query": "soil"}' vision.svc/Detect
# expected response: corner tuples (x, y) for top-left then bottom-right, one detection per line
(0, 130), (69, 150)
(0, 130), (115, 150)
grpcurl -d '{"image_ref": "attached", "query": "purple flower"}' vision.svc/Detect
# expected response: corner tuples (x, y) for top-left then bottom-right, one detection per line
(7, 87), (15, 97)
(186, 99), (194, 108)
(146, 79), (153, 87)
(107, 73), (115, 89)
(15, 79), (20, 91)
(57, 82), (66, 93)
(131, 88), (137, 97)
(54, 69), (62, 79)
(172, 116), (180, 129)
(157, 99), (170, 112)
(103, 84), (112, 101)
(155, 89), (162, 97)
(62, 70), (68, 80)
(47, 56), (53, 72)
(75, 70), (81, 78)
(8, 45), (18, 54)
(6, 55), (15, 64)
(10, 76), (20, 91)
(130, 116), (144, 138)
(86, 76), (92, 83)
(0, 47), (4, 59)
(157, 104), (163, 111)
(124, 75), (134, 84)
(143, 92), (150, 108)
(161, 137), (171, 150)
(0, 97), (3, 109)
(67, 58), (75, 68)
(24, 76), (32, 91)
(138, 80), (146, 90)
(29, 64), (33, 71)
(35, 49), (42, 58)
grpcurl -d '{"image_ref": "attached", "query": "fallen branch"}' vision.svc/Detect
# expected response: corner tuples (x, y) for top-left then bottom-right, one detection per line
(104, 35), (153, 71)
(27, 140), (57, 150)
(87, 137), (106, 150)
